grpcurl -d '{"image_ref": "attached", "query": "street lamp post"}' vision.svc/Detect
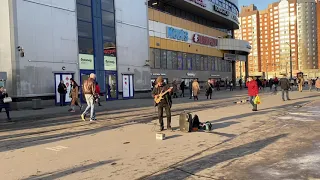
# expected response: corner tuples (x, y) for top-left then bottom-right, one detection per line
(286, 42), (293, 80)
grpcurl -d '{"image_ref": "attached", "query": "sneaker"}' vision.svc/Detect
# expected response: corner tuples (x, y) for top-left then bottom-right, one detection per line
(70, 110), (75, 113)
(90, 118), (96, 122)
(81, 114), (86, 121)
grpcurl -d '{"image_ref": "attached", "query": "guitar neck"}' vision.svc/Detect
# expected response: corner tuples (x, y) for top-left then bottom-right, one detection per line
(160, 89), (171, 96)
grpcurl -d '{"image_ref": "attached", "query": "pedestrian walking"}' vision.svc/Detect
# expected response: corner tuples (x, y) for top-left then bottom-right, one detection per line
(81, 73), (97, 121)
(205, 80), (213, 99)
(95, 82), (102, 106)
(0, 86), (12, 121)
(192, 79), (200, 101)
(58, 80), (67, 106)
(246, 77), (259, 111)
(290, 78), (295, 91)
(69, 78), (82, 112)
(298, 76), (304, 92)
(239, 79), (243, 90)
(229, 81), (234, 91)
(180, 81), (185, 97)
(308, 79), (313, 91)
(279, 75), (291, 101)
(172, 80), (178, 98)
(316, 77), (320, 91)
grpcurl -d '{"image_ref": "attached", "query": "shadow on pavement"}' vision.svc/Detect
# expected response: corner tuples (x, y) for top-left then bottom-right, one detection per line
(23, 160), (117, 180)
(0, 99), (310, 153)
(142, 134), (288, 180)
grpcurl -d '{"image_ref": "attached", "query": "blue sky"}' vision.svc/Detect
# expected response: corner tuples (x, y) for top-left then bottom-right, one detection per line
(239, 0), (277, 10)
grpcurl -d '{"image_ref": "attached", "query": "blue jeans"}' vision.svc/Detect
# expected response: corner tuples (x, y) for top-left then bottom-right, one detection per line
(249, 96), (257, 110)
(82, 94), (95, 120)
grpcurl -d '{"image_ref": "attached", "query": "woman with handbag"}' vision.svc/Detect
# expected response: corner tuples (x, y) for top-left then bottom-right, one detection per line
(69, 78), (82, 112)
(192, 79), (200, 101)
(0, 86), (12, 121)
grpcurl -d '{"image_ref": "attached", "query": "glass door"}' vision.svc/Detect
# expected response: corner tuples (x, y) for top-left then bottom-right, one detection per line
(106, 72), (118, 100)
(80, 70), (95, 103)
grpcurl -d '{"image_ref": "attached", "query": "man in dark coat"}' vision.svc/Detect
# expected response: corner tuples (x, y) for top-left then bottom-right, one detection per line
(58, 80), (67, 106)
(279, 75), (291, 101)
(152, 76), (173, 131)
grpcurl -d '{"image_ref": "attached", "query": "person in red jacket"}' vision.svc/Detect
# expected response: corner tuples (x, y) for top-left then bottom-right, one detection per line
(246, 76), (259, 111)
(95, 82), (102, 106)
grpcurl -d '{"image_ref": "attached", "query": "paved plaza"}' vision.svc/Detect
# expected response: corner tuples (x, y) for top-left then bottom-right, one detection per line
(1, 90), (320, 180)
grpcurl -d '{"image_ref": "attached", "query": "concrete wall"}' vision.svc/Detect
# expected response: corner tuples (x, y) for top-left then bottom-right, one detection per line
(0, 0), (14, 92)
(15, 0), (78, 97)
(115, 0), (150, 92)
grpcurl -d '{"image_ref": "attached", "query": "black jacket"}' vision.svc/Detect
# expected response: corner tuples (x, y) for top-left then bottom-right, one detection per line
(152, 84), (172, 107)
(205, 82), (213, 94)
(58, 83), (67, 94)
(279, 78), (290, 90)
(0, 92), (8, 104)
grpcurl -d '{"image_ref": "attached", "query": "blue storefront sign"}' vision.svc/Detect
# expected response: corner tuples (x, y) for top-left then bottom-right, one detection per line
(166, 27), (188, 42)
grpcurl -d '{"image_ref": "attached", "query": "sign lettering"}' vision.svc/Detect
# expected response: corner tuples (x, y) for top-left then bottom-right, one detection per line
(193, 34), (218, 47)
(79, 54), (94, 70)
(167, 27), (188, 42)
(188, 0), (206, 7)
(213, 5), (229, 16)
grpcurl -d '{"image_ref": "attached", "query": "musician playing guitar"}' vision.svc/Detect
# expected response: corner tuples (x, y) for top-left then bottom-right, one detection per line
(152, 76), (173, 131)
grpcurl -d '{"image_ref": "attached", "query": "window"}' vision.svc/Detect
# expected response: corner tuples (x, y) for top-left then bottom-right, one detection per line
(149, 48), (155, 68)
(77, 20), (92, 38)
(187, 54), (192, 70)
(77, 4), (92, 22)
(78, 37), (93, 54)
(77, 0), (91, 6)
(154, 49), (161, 68)
(102, 11), (115, 27)
(183, 53), (188, 70)
(101, 0), (114, 12)
(196, 55), (201, 70)
(172, 51), (178, 69)
(162, 50), (168, 69)
(102, 26), (115, 42)
(208, 56), (212, 71)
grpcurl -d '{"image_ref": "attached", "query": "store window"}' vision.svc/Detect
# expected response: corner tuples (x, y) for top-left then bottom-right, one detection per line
(102, 11), (115, 27)
(208, 56), (213, 71)
(77, 21), (93, 38)
(77, 0), (91, 6)
(204, 56), (208, 71)
(196, 55), (201, 70)
(200, 56), (204, 71)
(177, 52), (183, 70)
(101, 0), (114, 12)
(149, 48), (155, 68)
(187, 54), (192, 70)
(77, 4), (92, 22)
(78, 37), (94, 54)
(154, 49), (160, 68)
(102, 26), (116, 42)
(162, 50), (168, 69)
(183, 53), (188, 70)
(215, 58), (218, 71)
(192, 54), (196, 70)
(172, 51), (178, 69)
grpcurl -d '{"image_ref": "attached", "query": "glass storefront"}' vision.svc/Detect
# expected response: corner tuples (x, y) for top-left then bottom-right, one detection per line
(77, 0), (118, 100)
(149, 48), (232, 72)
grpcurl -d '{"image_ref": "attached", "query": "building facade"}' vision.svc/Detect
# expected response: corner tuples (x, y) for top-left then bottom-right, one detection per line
(148, 0), (251, 88)
(0, 0), (149, 108)
(0, 0), (250, 108)
(236, 0), (319, 79)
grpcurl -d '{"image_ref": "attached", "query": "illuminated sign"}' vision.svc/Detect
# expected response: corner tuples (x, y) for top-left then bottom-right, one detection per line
(188, 0), (206, 7)
(167, 27), (188, 42)
(213, 5), (229, 16)
(193, 34), (218, 47)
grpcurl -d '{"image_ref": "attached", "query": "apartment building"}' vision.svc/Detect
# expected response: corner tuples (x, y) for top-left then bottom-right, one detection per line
(297, 0), (318, 70)
(234, 5), (260, 79)
(317, 0), (320, 69)
(236, 0), (319, 79)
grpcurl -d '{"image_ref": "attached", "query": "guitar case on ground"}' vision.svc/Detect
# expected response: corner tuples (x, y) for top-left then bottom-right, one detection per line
(179, 112), (193, 132)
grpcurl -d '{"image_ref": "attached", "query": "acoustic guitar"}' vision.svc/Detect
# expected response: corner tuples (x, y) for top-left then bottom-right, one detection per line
(154, 87), (173, 106)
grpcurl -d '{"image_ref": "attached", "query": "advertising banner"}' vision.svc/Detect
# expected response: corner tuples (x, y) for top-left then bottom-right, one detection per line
(104, 56), (117, 71)
(79, 54), (94, 70)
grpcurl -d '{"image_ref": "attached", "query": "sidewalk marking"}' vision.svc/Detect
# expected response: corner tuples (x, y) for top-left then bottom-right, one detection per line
(45, 146), (68, 152)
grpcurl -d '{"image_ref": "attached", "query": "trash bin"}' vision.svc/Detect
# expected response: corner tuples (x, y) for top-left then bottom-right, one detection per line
(32, 99), (41, 110)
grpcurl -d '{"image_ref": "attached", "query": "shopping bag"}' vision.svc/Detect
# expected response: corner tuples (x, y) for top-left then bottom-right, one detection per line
(254, 95), (261, 105)
(3, 97), (12, 103)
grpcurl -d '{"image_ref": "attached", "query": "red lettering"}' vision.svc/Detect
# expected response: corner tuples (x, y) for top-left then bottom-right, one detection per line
(193, 34), (218, 47)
